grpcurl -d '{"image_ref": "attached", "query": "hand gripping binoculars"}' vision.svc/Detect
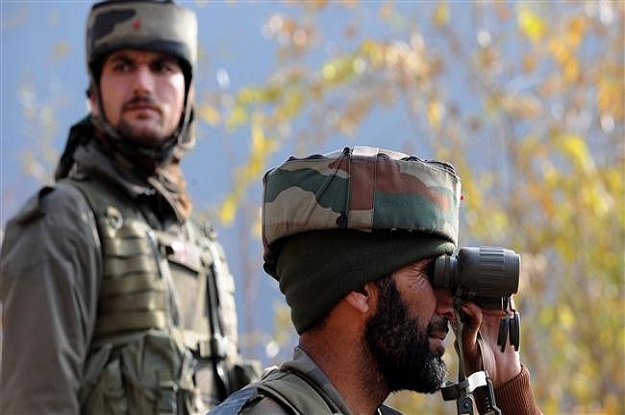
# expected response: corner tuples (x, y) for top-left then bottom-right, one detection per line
(429, 246), (521, 352)
(433, 247), (522, 415)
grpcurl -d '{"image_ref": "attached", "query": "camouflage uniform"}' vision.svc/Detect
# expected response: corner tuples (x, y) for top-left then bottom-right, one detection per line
(209, 146), (540, 414)
(209, 346), (403, 415)
(0, 2), (258, 414)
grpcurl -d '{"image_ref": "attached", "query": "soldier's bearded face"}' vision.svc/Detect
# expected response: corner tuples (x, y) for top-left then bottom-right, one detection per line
(364, 277), (447, 393)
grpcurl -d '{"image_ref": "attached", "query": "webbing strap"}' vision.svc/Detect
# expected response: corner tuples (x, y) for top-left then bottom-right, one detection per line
(104, 254), (159, 277)
(104, 237), (153, 256)
(95, 311), (168, 336)
(99, 290), (168, 314)
(256, 370), (340, 415)
(100, 218), (152, 239)
(101, 275), (166, 296)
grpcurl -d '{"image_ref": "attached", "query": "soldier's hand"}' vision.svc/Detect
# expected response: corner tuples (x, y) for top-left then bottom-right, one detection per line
(454, 301), (522, 387)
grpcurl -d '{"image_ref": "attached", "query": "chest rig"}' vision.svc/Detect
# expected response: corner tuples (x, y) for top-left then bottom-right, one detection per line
(66, 175), (240, 413)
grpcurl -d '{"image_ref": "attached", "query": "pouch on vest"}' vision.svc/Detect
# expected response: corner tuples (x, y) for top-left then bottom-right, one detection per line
(80, 330), (203, 414)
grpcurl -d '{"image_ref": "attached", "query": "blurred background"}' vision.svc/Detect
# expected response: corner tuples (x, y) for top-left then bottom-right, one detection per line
(1, 1), (623, 413)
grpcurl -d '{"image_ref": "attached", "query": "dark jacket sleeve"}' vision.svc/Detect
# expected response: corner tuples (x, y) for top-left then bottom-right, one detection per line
(0, 184), (101, 414)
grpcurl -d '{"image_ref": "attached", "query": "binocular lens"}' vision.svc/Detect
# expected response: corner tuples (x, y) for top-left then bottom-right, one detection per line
(430, 246), (520, 309)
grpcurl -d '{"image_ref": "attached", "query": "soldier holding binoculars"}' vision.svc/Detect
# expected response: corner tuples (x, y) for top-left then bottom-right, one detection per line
(210, 146), (541, 415)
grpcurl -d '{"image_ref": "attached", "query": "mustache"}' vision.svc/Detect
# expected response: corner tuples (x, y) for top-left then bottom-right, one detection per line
(427, 316), (450, 338)
(122, 95), (160, 112)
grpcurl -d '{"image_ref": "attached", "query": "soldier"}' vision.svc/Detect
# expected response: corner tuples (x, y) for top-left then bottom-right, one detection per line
(0, 1), (259, 413)
(209, 146), (541, 414)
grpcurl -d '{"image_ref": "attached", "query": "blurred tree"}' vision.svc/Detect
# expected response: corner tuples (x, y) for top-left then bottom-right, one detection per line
(197, 1), (624, 413)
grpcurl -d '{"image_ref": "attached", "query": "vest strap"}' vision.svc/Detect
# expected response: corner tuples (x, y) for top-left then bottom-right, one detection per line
(255, 369), (339, 414)
(99, 290), (168, 314)
(95, 311), (168, 337)
(104, 237), (153, 256)
(101, 275), (166, 296)
(103, 255), (159, 277)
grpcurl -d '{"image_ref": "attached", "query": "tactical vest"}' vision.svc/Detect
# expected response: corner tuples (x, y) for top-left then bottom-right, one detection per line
(209, 367), (403, 415)
(64, 175), (246, 414)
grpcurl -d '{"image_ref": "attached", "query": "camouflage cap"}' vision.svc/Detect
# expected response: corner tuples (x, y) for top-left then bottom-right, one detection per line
(262, 146), (462, 332)
(86, 0), (197, 81)
(262, 146), (462, 270)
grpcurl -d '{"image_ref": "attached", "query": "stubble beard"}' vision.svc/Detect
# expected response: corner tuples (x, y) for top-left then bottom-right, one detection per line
(116, 94), (178, 148)
(364, 278), (448, 394)
(117, 118), (172, 148)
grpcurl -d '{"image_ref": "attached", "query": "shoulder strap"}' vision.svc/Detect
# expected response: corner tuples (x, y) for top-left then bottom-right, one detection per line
(256, 369), (403, 415)
(63, 176), (137, 219)
(380, 403), (404, 415)
(254, 369), (340, 415)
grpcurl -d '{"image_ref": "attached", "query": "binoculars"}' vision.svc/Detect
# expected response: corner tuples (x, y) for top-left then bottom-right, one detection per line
(429, 246), (520, 311)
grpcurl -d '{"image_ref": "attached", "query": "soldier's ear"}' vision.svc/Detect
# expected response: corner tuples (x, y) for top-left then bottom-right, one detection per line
(345, 284), (374, 314)
(88, 85), (99, 116)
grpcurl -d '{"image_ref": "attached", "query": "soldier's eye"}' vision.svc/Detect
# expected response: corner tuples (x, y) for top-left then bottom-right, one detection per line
(424, 260), (436, 282)
(110, 59), (132, 72)
(152, 60), (179, 74)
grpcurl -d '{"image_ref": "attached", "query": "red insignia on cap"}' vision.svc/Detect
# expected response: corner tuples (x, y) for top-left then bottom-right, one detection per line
(133, 18), (141, 29)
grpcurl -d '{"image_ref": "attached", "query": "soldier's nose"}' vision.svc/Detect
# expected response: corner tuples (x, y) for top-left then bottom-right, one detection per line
(434, 288), (455, 321)
(132, 65), (155, 94)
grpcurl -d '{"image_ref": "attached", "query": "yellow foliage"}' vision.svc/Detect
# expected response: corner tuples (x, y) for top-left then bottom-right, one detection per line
(554, 133), (590, 171)
(566, 17), (586, 49)
(563, 57), (579, 83)
(237, 85), (281, 105)
(518, 7), (546, 43)
(219, 193), (238, 226)
(426, 99), (443, 129)
(196, 104), (221, 126)
(548, 37), (571, 67)
(237, 87), (259, 105)
(225, 105), (249, 132)
(321, 56), (357, 86)
(522, 52), (538, 73)
(597, 76), (624, 119)
(360, 39), (385, 68)
(432, 3), (450, 27)
(545, 16), (587, 84)
(558, 304), (575, 330)
(219, 112), (279, 227)
(252, 208), (262, 240)
(248, 113), (278, 177)
(276, 88), (305, 120)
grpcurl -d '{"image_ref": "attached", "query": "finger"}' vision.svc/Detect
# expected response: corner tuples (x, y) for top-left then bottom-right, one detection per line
(460, 302), (483, 334)
(459, 302), (482, 354)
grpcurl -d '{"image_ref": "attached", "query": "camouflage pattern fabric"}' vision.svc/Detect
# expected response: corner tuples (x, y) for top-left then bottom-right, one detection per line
(262, 146), (462, 267)
(86, 0), (197, 74)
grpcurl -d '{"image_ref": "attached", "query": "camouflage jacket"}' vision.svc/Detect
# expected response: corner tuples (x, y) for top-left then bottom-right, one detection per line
(208, 347), (402, 415)
(209, 347), (541, 415)
(0, 139), (256, 414)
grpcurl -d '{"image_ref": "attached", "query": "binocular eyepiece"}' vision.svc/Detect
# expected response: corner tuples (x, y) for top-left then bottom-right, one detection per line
(430, 246), (520, 310)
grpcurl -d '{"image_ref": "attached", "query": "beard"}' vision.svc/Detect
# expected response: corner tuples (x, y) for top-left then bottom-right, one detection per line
(364, 277), (448, 394)
(117, 117), (172, 148)
(116, 94), (177, 148)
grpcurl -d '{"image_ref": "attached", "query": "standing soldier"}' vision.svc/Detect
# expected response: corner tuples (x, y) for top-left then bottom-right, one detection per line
(0, 1), (259, 413)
